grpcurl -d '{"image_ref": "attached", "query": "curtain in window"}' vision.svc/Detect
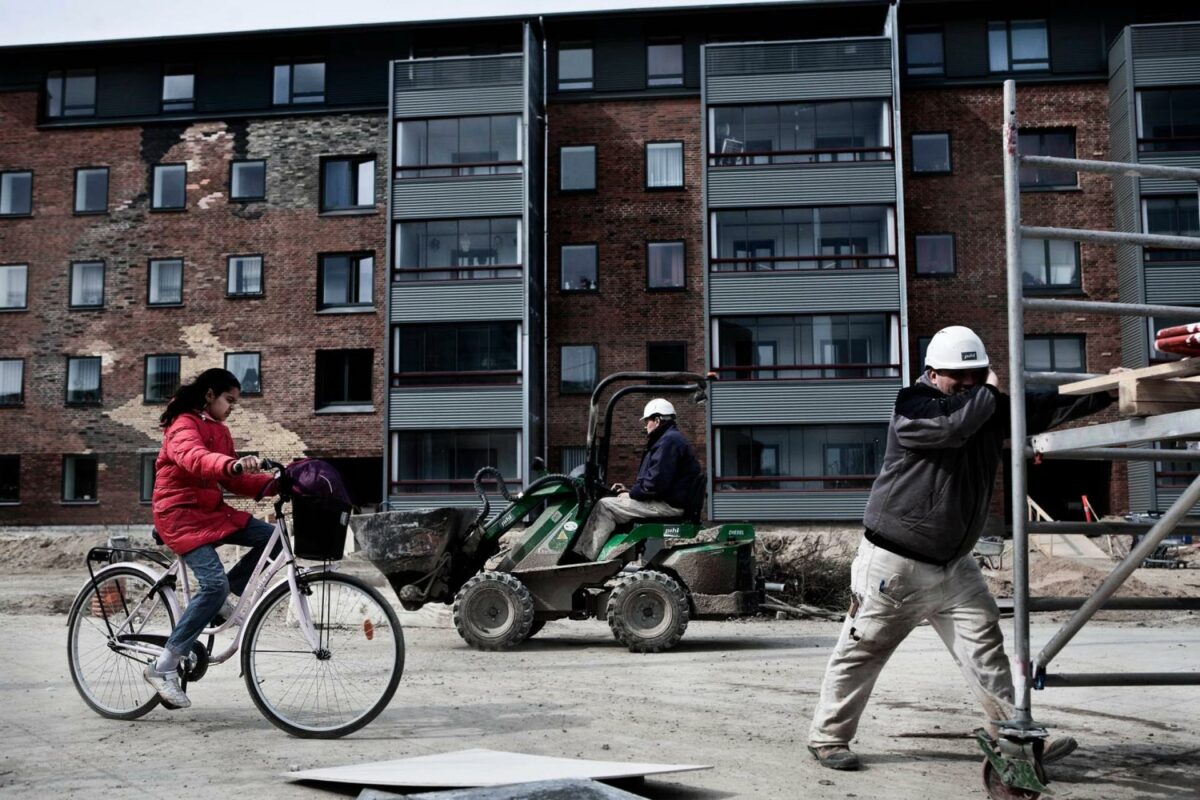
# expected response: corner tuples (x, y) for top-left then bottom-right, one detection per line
(0, 361), (21, 404)
(148, 357), (180, 401)
(72, 263), (103, 305)
(0, 266), (26, 307)
(150, 260), (182, 303)
(68, 359), (101, 402)
(230, 257), (262, 294)
(649, 243), (684, 287)
(647, 144), (682, 187)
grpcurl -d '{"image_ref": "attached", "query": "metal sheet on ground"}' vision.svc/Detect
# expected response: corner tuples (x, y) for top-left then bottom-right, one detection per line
(287, 749), (710, 788)
(359, 778), (647, 799)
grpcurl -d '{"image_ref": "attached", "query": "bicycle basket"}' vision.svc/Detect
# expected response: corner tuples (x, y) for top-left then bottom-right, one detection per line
(290, 494), (351, 561)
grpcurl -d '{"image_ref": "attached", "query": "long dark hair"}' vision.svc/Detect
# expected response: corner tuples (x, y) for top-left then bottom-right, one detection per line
(159, 368), (241, 429)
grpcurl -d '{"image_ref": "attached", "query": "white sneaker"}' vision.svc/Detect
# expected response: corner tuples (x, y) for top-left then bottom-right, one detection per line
(143, 665), (191, 709)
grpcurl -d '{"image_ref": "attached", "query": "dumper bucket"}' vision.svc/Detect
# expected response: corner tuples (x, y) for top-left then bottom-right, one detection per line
(354, 507), (485, 607)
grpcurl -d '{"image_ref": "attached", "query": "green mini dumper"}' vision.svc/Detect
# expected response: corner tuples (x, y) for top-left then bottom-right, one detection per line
(357, 372), (775, 653)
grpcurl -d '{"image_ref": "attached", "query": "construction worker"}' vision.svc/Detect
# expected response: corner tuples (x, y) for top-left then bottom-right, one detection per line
(807, 325), (1114, 772)
(573, 398), (701, 560)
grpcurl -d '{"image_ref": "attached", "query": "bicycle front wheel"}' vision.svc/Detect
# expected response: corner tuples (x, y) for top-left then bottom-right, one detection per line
(66, 566), (177, 720)
(241, 571), (404, 738)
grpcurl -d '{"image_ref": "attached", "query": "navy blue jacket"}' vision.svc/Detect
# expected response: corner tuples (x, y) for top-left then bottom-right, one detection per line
(629, 422), (701, 509)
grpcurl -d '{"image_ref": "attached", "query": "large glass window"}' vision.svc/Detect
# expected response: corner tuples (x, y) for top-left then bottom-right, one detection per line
(557, 42), (593, 91)
(0, 171), (33, 216)
(561, 244), (598, 291)
(911, 133), (951, 174)
(315, 349), (373, 409)
(227, 255), (263, 296)
(1144, 196), (1200, 262)
(230, 160), (265, 201)
(63, 455), (98, 502)
(152, 164), (186, 210)
(225, 352), (261, 395)
(273, 61), (325, 105)
(319, 253), (374, 309)
(70, 261), (105, 308)
(1024, 335), (1085, 374)
(46, 70), (96, 117)
(915, 234), (955, 276)
(711, 206), (895, 272)
(321, 156), (375, 211)
(1021, 239), (1079, 290)
(648, 241), (685, 289)
(560, 146), (596, 191)
(716, 425), (887, 491)
(0, 265), (28, 310)
(66, 356), (102, 405)
(646, 142), (684, 188)
(0, 360), (23, 406)
(710, 100), (892, 166)
(988, 20), (1049, 72)
(162, 66), (195, 112)
(391, 430), (520, 493)
(148, 258), (183, 305)
(396, 115), (521, 178)
(647, 38), (684, 87)
(1018, 129), (1076, 189)
(74, 167), (108, 213)
(139, 453), (157, 503)
(905, 27), (944, 76)
(395, 218), (520, 281)
(1155, 439), (1200, 489)
(1138, 88), (1200, 153)
(0, 455), (18, 503)
(393, 322), (520, 386)
(716, 314), (900, 380)
(145, 355), (181, 403)
(561, 345), (597, 394)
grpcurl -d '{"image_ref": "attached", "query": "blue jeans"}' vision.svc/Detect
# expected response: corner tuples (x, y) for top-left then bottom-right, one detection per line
(165, 518), (279, 657)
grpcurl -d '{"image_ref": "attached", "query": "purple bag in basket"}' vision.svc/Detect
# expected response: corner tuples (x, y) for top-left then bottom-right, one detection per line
(260, 458), (353, 509)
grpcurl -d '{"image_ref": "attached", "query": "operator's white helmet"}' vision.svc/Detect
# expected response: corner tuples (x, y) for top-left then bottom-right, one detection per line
(925, 325), (990, 370)
(641, 398), (677, 419)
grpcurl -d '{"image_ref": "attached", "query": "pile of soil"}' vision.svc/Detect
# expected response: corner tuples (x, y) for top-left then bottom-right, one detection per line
(985, 553), (1174, 598)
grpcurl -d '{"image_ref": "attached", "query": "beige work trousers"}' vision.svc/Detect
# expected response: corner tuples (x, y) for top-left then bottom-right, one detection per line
(809, 538), (1015, 747)
(573, 495), (683, 560)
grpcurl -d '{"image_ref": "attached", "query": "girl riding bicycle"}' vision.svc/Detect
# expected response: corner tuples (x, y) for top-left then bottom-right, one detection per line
(143, 367), (277, 709)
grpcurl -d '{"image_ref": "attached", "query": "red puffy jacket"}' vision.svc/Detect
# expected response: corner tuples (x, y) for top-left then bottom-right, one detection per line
(152, 411), (274, 555)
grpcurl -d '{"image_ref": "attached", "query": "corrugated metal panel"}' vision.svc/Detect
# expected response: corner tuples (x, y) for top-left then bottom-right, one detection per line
(706, 71), (891, 104)
(1108, 29), (1128, 79)
(1133, 57), (1200, 87)
(390, 281), (524, 322)
(392, 85), (524, 118)
(1127, 462), (1154, 512)
(1131, 25), (1200, 58)
(1120, 315), (1148, 369)
(393, 56), (522, 91)
(392, 174), (524, 218)
(710, 270), (900, 314)
(384, 496), (495, 519)
(706, 39), (890, 76)
(710, 380), (899, 425)
(1137, 154), (1200, 195)
(1152, 485), (1200, 516)
(1145, 265), (1200, 304)
(389, 386), (524, 428)
(707, 163), (895, 207)
(711, 491), (869, 521)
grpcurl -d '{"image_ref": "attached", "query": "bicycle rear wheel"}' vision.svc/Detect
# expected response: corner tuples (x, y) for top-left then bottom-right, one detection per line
(241, 571), (404, 738)
(66, 566), (177, 719)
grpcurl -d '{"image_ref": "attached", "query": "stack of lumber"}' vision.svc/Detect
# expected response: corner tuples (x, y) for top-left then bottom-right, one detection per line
(1058, 357), (1200, 416)
(1156, 322), (1200, 357)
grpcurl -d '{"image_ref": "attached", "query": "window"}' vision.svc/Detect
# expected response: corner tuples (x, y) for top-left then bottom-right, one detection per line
(321, 156), (375, 212)
(162, 66), (194, 112)
(561, 345), (597, 394)
(715, 424), (887, 491)
(225, 352), (261, 395)
(0, 455), (18, 503)
(148, 258), (183, 305)
(1143, 196), (1200, 262)
(715, 314), (901, 380)
(916, 336), (933, 373)
(151, 164), (186, 210)
(394, 218), (521, 281)
(911, 133), (951, 174)
(1018, 130), (1075, 189)
(915, 234), (955, 276)
(0, 171), (33, 216)
(396, 115), (521, 178)
(1021, 239), (1080, 290)
(711, 206), (896, 272)
(230, 160), (265, 201)
(227, 255), (263, 296)
(560, 146), (596, 191)
(0, 360), (23, 406)
(273, 61), (325, 105)
(647, 342), (687, 373)
(74, 167), (108, 214)
(391, 429), (520, 493)
(560, 446), (586, 475)
(320, 253), (374, 309)
(1138, 88), (1200, 153)
(1024, 335), (1085, 373)
(63, 455), (98, 502)
(647, 38), (684, 87)
(66, 357), (102, 405)
(905, 27), (944, 76)
(393, 322), (520, 386)
(1155, 440), (1200, 489)
(710, 100), (892, 166)
(70, 261), (105, 308)
(561, 244), (598, 291)
(988, 20), (1049, 72)
(648, 241), (685, 289)
(46, 70), (96, 117)
(139, 453), (157, 503)
(646, 142), (684, 188)
(558, 42), (593, 91)
(0, 265), (28, 310)
(145, 355), (181, 402)
(315, 349), (373, 409)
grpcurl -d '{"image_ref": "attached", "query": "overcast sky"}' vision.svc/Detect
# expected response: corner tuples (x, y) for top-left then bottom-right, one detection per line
(0, 0), (801, 47)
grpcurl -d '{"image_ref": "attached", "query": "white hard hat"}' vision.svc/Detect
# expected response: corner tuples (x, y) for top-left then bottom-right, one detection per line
(925, 325), (990, 370)
(641, 398), (676, 419)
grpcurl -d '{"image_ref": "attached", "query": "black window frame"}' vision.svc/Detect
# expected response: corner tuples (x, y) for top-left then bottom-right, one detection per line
(0, 170), (34, 217)
(559, 145), (597, 193)
(645, 140), (685, 190)
(1137, 87), (1200, 153)
(314, 349), (374, 410)
(714, 313), (901, 381)
(273, 60), (326, 106)
(904, 26), (945, 76)
(987, 19), (1050, 73)
(914, 233), (956, 277)
(161, 65), (195, 112)
(147, 257), (184, 306)
(45, 69), (96, 118)
(226, 254), (265, 298)
(391, 322), (522, 387)
(65, 356), (103, 406)
(69, 260), (106, 309)
(646, 37), (685, 88)
(1142, 195), (1200, 263)
(62, 454), (99, 504)
(711, 205), (898, 273)
(1021, 238), (1082, 293)
(1024, 334), (1087, 374)
(318, 252), (375, 310)
(138, 452), (157, 504)
(0, 358), (24, 407)
(1018, 129), (1077, 190)
(319, 155), (376, 213)
(560, 344), (599, 395)
(708, 99), (894, 167)
(0, 264), (29, 311)
(394, 114), (523, 179)
(390, 428), (522, 494)
(647, 341), (688, 373)
(229, 159), (266, 202)
(0, 454), (19, 504)
(557, 41), (594, 92)
(560, 243), (599, 292)
(910, 132), (952, 175)
(646, 240), (687, 291)
(150, 163), (187, 211)
(73, 166), (109, 215)
(144, 353), (182, 404)
(393, 217), (523, 282)
(714, 424), (888, 492)
(225, 351), (263, 396)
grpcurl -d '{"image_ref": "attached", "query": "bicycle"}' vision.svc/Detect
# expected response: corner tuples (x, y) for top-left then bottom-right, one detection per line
(65, 458), (404, 738)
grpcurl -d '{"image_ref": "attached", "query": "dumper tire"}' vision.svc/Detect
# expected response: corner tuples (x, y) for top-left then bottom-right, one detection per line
(453, 571), (535, 651)
(606, 570), (689, 653)
(524, 620), (547, 641)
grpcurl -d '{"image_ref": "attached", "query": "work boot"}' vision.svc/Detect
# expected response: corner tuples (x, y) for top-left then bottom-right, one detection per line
(143, 665), (191, 709)
(808, 744), (860, 771)
(1043, 736), (1078, 763)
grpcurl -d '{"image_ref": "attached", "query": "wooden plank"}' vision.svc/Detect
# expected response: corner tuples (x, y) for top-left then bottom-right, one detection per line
(1119, 379), (1200, 416)
(1057, 358), (1200, 395)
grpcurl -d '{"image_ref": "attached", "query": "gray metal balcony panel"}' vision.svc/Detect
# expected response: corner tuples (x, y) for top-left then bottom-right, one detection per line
(384, 496), (499, 520)
(1128, 461), (1155, 512)
(390, 281), (524, 322)
(1138, 154), (1200, 194)
(1145, 265), (1200, 304)
(707, 163), (895, 207)
(1133, 57), (1200, 86)
(711, 491), (869, 521)
(710, 380), (900, 425)
(392, 174), (524, 218)
(710, 270), (900, 315)
(389, 386), (524, 428)
(1155, 484), (1200, 516)
(706, 39), (891, 76)
(393, 56), (523, 91)
(1131, 25), (1200, 85)
(706, 70), (891, 104)
(392, 85), (524, 118)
